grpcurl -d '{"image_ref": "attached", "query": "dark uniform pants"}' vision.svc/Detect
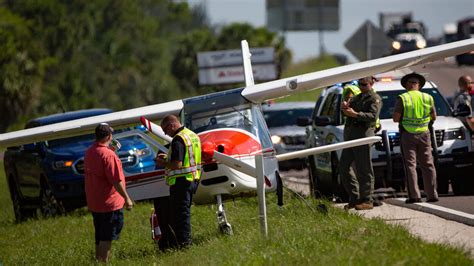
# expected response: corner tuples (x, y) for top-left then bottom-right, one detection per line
(400, 131), (438, 200)
(153, 197), (174, 251)
(339, 126), (375, 203)
(170, 177), (195, 248)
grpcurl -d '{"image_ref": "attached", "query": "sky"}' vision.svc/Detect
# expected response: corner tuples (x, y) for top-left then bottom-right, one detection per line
(187, 0), (474, 63)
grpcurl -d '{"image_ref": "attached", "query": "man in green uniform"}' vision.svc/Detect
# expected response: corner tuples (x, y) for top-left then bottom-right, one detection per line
(340, 76), (382, 210)
(392, 72), (438, 203)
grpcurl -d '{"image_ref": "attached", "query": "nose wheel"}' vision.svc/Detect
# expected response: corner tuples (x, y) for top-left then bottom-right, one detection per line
(216, 194), (233, 235)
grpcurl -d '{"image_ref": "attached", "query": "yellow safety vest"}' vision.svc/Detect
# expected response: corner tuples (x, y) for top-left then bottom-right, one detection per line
(165, 127), (202, 186)
(400, 91), (434, 133)
(342, 85), (361, 101)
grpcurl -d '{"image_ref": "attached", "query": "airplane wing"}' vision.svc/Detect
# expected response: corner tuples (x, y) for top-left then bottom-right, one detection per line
(1, 39), (473, 148)
(241, 38), (474, 103)
(0, 100), (183, 147)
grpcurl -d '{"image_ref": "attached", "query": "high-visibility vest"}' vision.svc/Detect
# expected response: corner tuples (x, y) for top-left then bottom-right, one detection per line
(165, 127), (202, 186)
(342, 85), (361, 101)
(399, 91), (434, 133)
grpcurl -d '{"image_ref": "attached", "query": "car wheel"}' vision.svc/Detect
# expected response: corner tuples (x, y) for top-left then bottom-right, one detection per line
(436, 173), (449, 195)
(11, 185), (23, 222)
(40, 184), (64, 218)
(10, 181), (36, 222)
(330, 152), (348, 202)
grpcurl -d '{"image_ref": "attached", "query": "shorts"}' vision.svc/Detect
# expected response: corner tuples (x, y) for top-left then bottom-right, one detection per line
(92, 209), (124, 245)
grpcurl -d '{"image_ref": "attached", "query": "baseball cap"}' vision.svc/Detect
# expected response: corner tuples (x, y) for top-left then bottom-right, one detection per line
(95, 123), (114, 140)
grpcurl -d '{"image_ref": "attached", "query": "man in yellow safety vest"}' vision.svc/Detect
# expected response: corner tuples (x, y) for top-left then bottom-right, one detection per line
(392, 72), (438, 204)
(155, 114), (201, 249)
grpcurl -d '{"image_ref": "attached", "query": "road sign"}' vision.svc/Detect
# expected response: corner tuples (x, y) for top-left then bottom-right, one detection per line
(197, 47), (277, 85)
(266, 0), (339, 31)
(344, 20), (392, 61)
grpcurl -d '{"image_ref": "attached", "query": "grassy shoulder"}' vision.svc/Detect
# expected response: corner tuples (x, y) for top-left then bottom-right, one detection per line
(0, 161), (471, 265)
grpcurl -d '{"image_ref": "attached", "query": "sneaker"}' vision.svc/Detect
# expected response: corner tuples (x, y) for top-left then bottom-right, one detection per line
(344, 202), (356, 210)
(355, 202), (373, 210)
(405, 198), (422, 204)
(426, 198), (439, 203)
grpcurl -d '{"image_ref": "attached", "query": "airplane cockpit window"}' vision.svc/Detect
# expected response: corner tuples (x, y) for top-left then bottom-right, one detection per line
(251, 104), (273, 150)
(187, 104), (256, 135)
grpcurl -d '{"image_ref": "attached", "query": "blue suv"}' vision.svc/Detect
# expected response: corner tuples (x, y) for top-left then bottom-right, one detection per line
(4, 109), (158, 221)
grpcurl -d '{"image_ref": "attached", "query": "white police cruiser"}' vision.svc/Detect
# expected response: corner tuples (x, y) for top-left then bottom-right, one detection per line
(298, 73), (474, 199)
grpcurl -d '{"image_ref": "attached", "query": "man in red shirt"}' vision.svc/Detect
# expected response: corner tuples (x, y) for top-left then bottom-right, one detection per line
(84, 123), (133, 262)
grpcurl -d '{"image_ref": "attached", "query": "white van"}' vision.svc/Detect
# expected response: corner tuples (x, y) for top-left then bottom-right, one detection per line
(299, 75), (474, 199)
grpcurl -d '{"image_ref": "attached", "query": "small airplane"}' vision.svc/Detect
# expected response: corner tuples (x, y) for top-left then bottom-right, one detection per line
(1, 39), (473, 234)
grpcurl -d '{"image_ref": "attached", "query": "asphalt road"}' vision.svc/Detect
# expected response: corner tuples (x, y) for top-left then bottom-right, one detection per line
(411, 58), (474, 96)
(280, 168), (474, 216)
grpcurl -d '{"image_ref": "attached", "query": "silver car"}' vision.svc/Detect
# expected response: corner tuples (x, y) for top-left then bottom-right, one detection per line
(262, 101), (314, 169)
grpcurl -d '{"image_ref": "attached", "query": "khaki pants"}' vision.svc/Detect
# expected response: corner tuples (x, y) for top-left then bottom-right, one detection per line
(400, 131), (438, 200)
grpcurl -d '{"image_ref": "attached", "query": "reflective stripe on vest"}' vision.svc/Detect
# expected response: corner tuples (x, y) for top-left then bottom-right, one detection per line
(165, 127), (202, 186)
(400, 91), (433, 133)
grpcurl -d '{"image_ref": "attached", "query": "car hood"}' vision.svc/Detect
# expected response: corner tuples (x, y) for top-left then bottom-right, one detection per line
(379, 116), (465, 134)
(268, 126), (305, 137)
(48, 136), (148, 156)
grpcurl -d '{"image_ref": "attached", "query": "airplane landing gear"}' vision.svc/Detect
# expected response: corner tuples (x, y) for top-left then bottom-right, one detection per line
(216, 194), (233, 235)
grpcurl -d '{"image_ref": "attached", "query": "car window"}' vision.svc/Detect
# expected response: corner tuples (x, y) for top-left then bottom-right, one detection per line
(377, 88), (451, 119)
(263, 108), (313, 128)
(319, 92), (341, 124)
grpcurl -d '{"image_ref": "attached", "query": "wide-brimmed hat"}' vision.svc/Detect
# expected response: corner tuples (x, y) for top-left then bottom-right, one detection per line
(95, 123), (114, 140)
(401, 72), (426, 89)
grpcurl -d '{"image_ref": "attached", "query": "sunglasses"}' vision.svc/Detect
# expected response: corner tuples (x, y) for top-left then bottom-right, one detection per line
(407, 80), (419, 84)
(359, 83), (369, 86)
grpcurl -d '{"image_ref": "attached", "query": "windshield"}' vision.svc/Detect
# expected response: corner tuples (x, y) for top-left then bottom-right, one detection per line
(378, 88), (451, 119)
(187, 104), (255, 134)
(263, 108), (313, 128)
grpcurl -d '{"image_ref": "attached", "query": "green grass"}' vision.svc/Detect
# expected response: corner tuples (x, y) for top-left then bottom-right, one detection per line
(0, 161), (472, 265)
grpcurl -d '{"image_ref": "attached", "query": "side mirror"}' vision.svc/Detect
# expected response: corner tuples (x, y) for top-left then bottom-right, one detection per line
(453, 104), (471, 117)
(314, 116), (334, 126)
(297, 116), (312, 127)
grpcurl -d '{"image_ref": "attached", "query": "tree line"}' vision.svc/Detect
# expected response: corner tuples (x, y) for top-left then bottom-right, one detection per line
(0, 0), (291, 132)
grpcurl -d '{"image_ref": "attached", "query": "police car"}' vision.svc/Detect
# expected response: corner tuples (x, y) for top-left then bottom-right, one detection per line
(298, 74), (474, 199)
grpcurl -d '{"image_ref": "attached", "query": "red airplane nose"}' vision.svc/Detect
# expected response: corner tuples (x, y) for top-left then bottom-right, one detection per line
(201, 141), (216, 161)
(215, 139), (235, 155)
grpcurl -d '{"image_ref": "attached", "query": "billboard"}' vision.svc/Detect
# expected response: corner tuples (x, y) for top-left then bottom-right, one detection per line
(266, 0), (339, 31)
(197, 47), (277, 85)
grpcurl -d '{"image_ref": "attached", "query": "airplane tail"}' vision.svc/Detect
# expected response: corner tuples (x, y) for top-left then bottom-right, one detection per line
(241, 40), (255, 87)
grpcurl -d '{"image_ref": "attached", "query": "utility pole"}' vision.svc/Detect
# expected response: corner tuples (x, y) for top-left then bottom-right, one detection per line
(318, 0), (326, 55)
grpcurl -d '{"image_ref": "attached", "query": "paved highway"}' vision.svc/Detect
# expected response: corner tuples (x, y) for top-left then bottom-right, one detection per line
(280, 58), (474, 216)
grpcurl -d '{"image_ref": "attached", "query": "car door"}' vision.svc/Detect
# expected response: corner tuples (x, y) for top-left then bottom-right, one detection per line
(313, 91), (343, 176)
